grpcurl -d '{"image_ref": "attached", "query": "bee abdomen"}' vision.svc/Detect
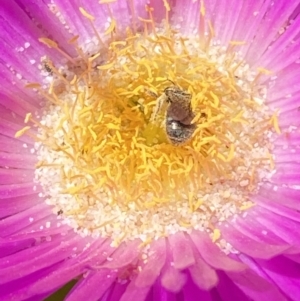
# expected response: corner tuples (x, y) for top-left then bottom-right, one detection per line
(166, 118), (196, 145)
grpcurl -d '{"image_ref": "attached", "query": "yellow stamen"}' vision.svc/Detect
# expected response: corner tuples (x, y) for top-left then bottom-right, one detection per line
(24, 113), (32, 123)
(240, 202), (255, 211)
(212, 229), (221, 242)
(229, 40), (246, 46)
(39, 38), (76, 63)
(79, 7), (95, 21)
(270, 111), (281, 134)
(257, 67), (273, 75)
(15, 126), (31, 138)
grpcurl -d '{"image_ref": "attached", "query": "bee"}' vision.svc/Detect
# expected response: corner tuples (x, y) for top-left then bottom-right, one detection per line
(151, 85), (196, 145)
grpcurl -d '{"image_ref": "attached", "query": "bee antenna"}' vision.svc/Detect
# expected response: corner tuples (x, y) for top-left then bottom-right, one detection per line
(166, 78), (176, 86)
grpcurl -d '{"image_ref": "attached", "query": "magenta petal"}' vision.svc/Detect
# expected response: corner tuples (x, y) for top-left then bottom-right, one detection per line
(217, 271), (252, 301)
(120, 278), (150, 301)
(160, 264), (186, 293)
(0, 237), (35, 258)
(0, 151), (36, 170)
(256, 255), (300, 300)
(0, 194), (41, 219)
(13, 240), (105, 299)
(66, 270), (117, 301)
(0, 182), (39, 199)
(0, 234), (82, 284)
(0, 134), (33, 153)
(220, 222), (289, 259)
(190, 230), (246, 271)
(183, 273), (215, 301)
(101, 239), (141, 269)
(149, 282), (183, 301)
(0, 262), (63, 301)
(226, 268), (286, 301)
(168, 232), (195, 270)
(0, 203), (51, 237)
(258, 184), (300, 210)
(135, 238), (166, 287)
(188, 234), (218, 290)
(104, 282), (128, 301)
(253, 207), (300, 248)
(0, 168), (34, 185)
(188, 253), (218, 290)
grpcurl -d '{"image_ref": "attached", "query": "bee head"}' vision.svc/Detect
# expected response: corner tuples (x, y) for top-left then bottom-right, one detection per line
(164, 87), (175, 102)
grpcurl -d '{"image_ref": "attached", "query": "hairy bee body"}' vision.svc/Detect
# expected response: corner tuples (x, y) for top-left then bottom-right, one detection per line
(151, 85), (196, 145)
(164, 86), (196, 145)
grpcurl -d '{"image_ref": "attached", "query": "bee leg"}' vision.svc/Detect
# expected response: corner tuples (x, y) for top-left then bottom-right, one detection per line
(150, 93), (168, 122)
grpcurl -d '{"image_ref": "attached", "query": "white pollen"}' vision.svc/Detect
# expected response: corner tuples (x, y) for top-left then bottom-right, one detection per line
(239, 180), (249, 187)
(24, 42), (30, 48)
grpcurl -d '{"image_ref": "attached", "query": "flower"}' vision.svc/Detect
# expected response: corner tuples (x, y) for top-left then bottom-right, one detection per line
(1, 0), (300, 300)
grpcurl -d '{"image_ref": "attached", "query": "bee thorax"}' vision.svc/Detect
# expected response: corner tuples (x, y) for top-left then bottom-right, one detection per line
(166, 102), (192, 123)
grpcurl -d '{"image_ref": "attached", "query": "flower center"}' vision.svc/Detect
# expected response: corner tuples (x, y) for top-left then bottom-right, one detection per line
(17, 6), (279, 248)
